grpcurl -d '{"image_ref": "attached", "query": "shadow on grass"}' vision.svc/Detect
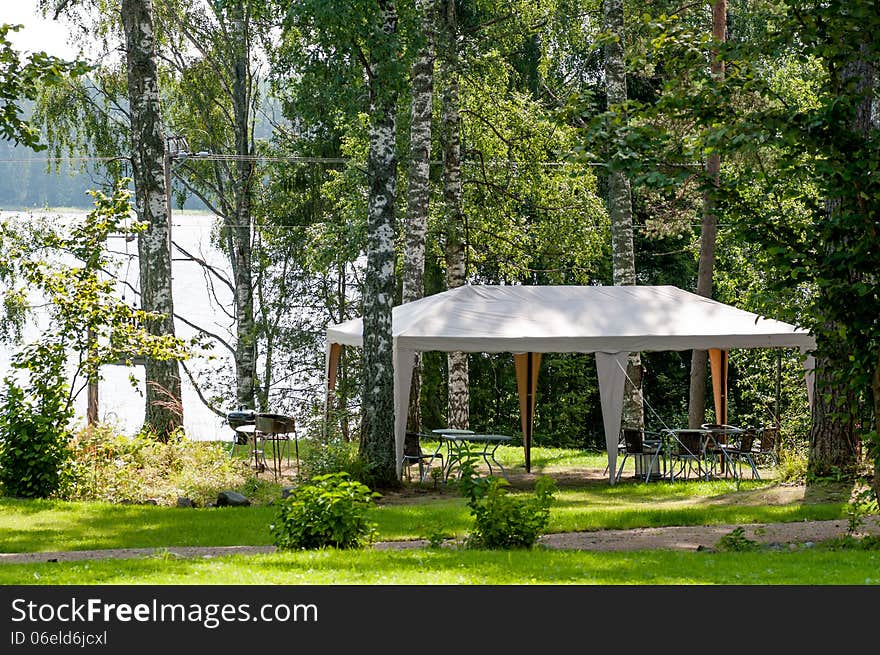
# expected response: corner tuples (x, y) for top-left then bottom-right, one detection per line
(0, 499), (277, 553)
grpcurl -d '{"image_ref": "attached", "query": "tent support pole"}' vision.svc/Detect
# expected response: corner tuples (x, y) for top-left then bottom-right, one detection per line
(324, 343), (343, 439)
(515, 352), (540, 473)
(709, 348), (728, 425)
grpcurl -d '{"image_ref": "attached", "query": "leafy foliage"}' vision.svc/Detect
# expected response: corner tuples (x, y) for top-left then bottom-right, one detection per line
(299, 435), (367, 481)
(0, 23), (89, 150)
(63, 423), (252, 506)
(0, 181), (189, 380)
(716, 526), (761, 552)
(457, 459), (557, 549)
(0, 356), (72, 498)
(270, 472), (381, 550)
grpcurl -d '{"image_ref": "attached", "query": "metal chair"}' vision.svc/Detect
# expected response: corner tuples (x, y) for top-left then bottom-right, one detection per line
(669, 429), (707, 480)
(725, 427), (761, 480)
(402, 431), (444, 483)
(701, 424), (742, 478)
(615, 428), (664, 483)
(753, 426), (780, 467)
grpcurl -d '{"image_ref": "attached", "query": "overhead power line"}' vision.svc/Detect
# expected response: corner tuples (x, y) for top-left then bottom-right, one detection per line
(0, 154), (604, 166)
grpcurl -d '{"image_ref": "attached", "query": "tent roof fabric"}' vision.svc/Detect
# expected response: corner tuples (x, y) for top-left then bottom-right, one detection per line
(326, 284), (816, 353)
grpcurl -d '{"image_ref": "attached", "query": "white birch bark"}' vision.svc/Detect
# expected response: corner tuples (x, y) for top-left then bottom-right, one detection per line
(360, 2), (399, 483)
(402, 0), (436, 434)
(603, 0), (643, 430)
(228, 0), (257, 410)
(121, 0), (183, 438)
(440, 0), (469, 430)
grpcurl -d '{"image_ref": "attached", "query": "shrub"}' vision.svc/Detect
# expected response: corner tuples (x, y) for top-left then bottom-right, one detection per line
(270, 472), (380, 550)
(776, 450), (807, 483)
(299, 436), (366, 481)
(716, 526), (761, 552)
(0, 378), (73, 499)
(457, 460), (557, 549)
(63, 424), (251, 506)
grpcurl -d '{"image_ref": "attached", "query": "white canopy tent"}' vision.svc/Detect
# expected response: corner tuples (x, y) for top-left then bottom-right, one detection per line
(324, 284), (816, 482)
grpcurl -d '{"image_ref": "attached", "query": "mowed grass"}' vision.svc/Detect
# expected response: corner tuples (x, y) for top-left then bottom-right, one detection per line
(0, 477), (848, 554)
(0, 445), (866, 585)
(3, 548), (880, 586)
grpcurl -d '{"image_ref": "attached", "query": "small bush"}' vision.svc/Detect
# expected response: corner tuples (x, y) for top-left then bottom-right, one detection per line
(846, 486), (879, 535)
(63, 424), (251, 506)
(270, 472), (381, 550)
(457, 460), (557, 549)
(299, 436), (366, 481)
(716, 527), (761, 552)
(0, 379), (73, 499)
(776, 450), (807, 483)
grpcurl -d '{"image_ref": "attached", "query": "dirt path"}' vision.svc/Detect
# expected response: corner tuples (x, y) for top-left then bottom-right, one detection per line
(3, 516), (879, 564)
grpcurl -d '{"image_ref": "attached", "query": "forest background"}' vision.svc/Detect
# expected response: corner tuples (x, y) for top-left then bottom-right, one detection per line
(0, 0), (876, 491)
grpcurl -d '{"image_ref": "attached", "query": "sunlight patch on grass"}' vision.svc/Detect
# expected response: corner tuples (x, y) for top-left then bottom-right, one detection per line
(3, 549), (879, 586)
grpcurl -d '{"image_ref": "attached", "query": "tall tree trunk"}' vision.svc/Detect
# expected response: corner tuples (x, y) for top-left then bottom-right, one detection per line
(440, 0), (468, 430)
(228, 0), (256, 410)
(809, 344), (860, 475)
(603, 0), (643, 430)
(121, 0), (183, 439)
(402, 0), (436, 434)
(809, 52), (874, 477)
(873, 353), (880, 499)
(360, 2), (399, 485)
(689, 0), (726, 429)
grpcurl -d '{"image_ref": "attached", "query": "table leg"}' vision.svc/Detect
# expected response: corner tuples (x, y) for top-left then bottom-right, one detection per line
(442, 440), (458, 481)
(487, 443), (507, 480)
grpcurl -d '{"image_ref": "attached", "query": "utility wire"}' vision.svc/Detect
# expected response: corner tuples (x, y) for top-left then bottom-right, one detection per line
(0, 154), (604, 166)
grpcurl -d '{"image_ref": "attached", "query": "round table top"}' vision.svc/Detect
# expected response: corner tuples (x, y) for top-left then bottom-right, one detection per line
(432, 428), (474, 435)
(234, 424), (258, 434)
(700, 425), (744, 433)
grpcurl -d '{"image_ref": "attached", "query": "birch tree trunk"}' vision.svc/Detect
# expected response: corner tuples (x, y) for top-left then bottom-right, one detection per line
(121, 0), (183, 439)
(688, 0), (725, 429)
(440, 0), (468, 430)
(603, 0), (643, 430)
(228, 0), (256, 410)
(360, 2), (400, 485)
(402, 0), (436, 434)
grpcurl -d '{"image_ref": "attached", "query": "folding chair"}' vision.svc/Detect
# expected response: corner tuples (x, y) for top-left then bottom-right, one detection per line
(615, 428), (664, 483)
(754, 426), (780, 467)
(401, 431), (444, 483)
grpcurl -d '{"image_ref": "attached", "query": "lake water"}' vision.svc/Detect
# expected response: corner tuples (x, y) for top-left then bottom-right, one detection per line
(0, 208), (236, 442)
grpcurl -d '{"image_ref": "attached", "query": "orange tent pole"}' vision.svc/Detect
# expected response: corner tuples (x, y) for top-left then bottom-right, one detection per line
(324, 343), (343, 437)
(515, 352), (541, 472)
(709, 348), (728, 425)
(327, 343), (342, 392)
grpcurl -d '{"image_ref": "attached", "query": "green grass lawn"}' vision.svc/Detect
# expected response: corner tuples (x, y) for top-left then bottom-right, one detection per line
(0, 478), (847, 553)
(0, 445), (869, 585)
(3, 548), (879, 585)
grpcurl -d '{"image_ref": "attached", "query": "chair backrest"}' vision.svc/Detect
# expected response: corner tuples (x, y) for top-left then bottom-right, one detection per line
(759, 427), (779, 453)
(675, 430), (703, 456)
(404, 431), (423, 458)
(738, 428), (757, 453)
(622, 428), (644, 454)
